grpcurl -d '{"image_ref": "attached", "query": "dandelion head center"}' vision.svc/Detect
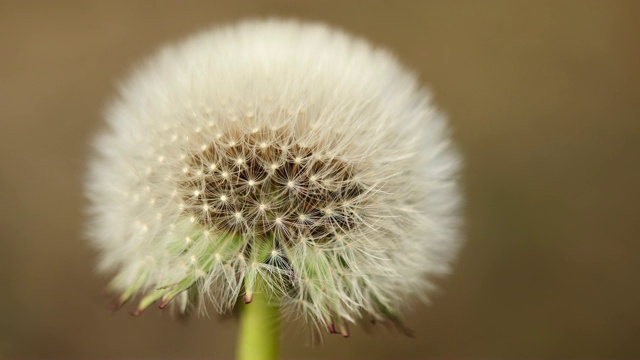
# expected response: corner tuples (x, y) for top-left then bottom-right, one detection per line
(181, 127), (365, 244)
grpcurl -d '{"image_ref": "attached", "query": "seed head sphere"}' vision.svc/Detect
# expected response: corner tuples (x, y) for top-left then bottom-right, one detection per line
(86, 19), (462, 334)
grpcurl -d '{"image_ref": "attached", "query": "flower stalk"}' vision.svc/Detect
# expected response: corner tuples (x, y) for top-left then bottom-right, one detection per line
(237, 280), (280, 360)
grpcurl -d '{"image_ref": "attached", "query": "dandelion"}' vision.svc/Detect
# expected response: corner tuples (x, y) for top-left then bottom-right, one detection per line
(86, 19), (462, 359)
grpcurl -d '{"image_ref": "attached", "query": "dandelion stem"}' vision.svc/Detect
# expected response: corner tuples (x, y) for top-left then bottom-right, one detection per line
(237, 281), (280, 360)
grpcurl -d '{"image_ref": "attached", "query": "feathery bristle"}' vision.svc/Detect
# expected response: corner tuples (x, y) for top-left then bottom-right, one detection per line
(86, 19), (463, 335)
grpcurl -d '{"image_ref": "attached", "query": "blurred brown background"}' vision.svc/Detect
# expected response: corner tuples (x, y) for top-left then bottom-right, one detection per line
(1, 1), (639, 359)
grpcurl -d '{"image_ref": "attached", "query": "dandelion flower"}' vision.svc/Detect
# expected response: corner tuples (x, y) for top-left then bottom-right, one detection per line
(86, 19), (462, 342)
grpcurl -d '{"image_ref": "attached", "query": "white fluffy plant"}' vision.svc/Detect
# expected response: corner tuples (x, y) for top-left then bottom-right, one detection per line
(86, 19), (462, 359)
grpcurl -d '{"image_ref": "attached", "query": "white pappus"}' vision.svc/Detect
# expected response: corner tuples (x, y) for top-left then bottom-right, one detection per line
(85, 19), (463, 336)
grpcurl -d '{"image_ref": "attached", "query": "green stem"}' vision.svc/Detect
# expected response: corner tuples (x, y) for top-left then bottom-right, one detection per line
(236, 286), (280, 360)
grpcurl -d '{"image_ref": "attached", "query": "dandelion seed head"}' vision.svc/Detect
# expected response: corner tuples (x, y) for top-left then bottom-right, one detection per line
(86, 19), (462, 333)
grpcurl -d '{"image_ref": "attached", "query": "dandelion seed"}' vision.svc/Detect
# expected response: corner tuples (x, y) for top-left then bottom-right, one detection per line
(86, 19), (462, 338)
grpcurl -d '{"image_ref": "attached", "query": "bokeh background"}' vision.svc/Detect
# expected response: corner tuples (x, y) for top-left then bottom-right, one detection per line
(1, 1), (639, 358)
